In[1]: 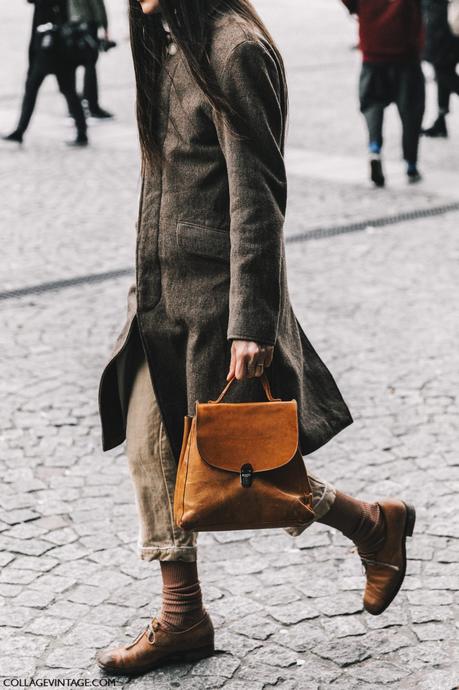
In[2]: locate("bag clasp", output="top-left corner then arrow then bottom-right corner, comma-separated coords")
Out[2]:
240,463 -> 253,488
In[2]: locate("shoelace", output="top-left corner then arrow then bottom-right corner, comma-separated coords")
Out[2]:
146,618 -> 160,643
125,618 -> 159,649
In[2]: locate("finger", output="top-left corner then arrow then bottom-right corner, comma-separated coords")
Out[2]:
254,362 -> 264,378
235,354 -> 247,380
248,352 -> 265,377
265,348 -> 274,368
249,349 -> 265,377
247,356 -> 258,379
227,344 -> 236,381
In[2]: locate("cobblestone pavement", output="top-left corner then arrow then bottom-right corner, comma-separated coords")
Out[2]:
1,0 -> 459,688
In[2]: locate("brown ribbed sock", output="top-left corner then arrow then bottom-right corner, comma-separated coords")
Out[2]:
318,491 -> 386,554
158,560 -> 205,632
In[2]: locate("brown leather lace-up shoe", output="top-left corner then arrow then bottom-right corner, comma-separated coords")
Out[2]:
359,499 -> 416,615
96,612 -> 214,675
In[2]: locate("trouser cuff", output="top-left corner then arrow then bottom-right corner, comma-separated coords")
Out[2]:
138,544 -> 198,562
284,477 -> 336,537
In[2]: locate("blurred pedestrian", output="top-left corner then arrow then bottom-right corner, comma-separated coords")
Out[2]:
341,0 -> 425,187
2,0 -> 88,147
68,0 -> 114,119
422,0 -> 459,137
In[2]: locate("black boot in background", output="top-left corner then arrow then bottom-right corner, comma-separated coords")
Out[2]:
2,130 -> 24,144
370,156 -> 385,188
422,115 -> 448,138
66,132 -> 89,147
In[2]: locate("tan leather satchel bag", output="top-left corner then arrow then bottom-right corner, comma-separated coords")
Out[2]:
173,374 -> 315,532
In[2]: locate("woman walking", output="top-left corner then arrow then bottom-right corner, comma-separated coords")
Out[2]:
96,0 -> 416,675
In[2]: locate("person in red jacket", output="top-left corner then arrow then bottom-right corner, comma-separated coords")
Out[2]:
342,0 -> 425,186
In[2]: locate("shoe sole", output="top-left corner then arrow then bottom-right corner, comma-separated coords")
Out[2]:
97,644 -> 215,676
367,501 -> 416,616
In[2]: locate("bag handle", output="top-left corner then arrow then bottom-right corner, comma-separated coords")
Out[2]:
209,373 -> 281,404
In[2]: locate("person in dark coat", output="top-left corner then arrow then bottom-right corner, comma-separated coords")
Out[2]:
341,0 -> 425,186
95,0 -> 417,675
422,0 -> 459,137
68,0 -> 113,118
2,0 -> 88,146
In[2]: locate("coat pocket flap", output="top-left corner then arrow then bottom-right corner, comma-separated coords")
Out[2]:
176,222 -> 230,261
195,400 -> 299,473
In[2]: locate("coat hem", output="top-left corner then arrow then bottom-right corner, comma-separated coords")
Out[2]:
102,430 -> 126,453
299,413 -> 353,457
98,313 -> 138,453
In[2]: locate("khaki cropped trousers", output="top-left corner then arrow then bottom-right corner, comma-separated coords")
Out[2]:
117,329 -> 336,562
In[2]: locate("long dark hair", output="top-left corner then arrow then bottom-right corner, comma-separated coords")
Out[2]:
128,0 -> 287,171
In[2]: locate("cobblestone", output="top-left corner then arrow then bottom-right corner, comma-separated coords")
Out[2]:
313,639 -> 371,667
28,616 -> 74,637
0,635 -> 50,659
1,0 -> 459,686
191,654 -> 241,679
11,588 -> 57,609
349,660 -> 410,684
268,601 -> 320,625
0,658 -> 38,678
45,647 -> 96,670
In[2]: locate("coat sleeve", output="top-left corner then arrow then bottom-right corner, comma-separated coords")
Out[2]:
212,39 -> 287,347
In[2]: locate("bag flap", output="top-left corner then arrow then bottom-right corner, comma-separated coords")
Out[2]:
196,400 -> 299,472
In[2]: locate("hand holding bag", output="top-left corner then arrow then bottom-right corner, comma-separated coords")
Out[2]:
173,374 -> 315,532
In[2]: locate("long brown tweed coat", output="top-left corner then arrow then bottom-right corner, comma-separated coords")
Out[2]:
98,11 -> 353,461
